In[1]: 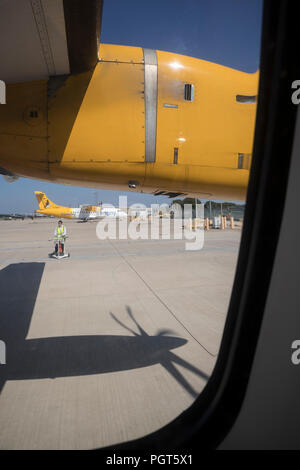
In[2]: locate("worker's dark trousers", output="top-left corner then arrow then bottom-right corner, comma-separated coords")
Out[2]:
55,243 -> 64,255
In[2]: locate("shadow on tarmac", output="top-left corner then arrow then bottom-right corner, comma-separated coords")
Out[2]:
0,264 -> 209,398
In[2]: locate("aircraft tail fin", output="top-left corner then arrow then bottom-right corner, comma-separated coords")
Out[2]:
34,191 -> 55,210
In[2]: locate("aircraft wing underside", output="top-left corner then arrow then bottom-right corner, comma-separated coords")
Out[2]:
0,0 -> 103,83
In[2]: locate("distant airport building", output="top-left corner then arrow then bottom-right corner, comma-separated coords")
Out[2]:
128,205 -> 152,219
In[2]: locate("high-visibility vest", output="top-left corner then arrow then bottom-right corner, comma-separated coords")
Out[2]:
57,226 -> 65,236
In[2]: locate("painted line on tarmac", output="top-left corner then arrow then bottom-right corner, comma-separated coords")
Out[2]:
107,239 -> 217,358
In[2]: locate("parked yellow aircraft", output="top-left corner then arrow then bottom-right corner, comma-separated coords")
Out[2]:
34,191 -> 102,221
0,0 -> 258,201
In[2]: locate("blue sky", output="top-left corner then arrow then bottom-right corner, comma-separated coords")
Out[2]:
0,0 -> 263,213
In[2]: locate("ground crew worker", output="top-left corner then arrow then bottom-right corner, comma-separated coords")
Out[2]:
54,220 -> 67,255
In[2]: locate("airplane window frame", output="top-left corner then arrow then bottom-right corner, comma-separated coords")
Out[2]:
98,0 -> 298,452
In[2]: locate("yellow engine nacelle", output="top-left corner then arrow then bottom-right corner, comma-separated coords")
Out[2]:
0,44 -> 258,200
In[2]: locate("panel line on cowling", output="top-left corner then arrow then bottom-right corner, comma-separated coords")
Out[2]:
143,48 -> 158,163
